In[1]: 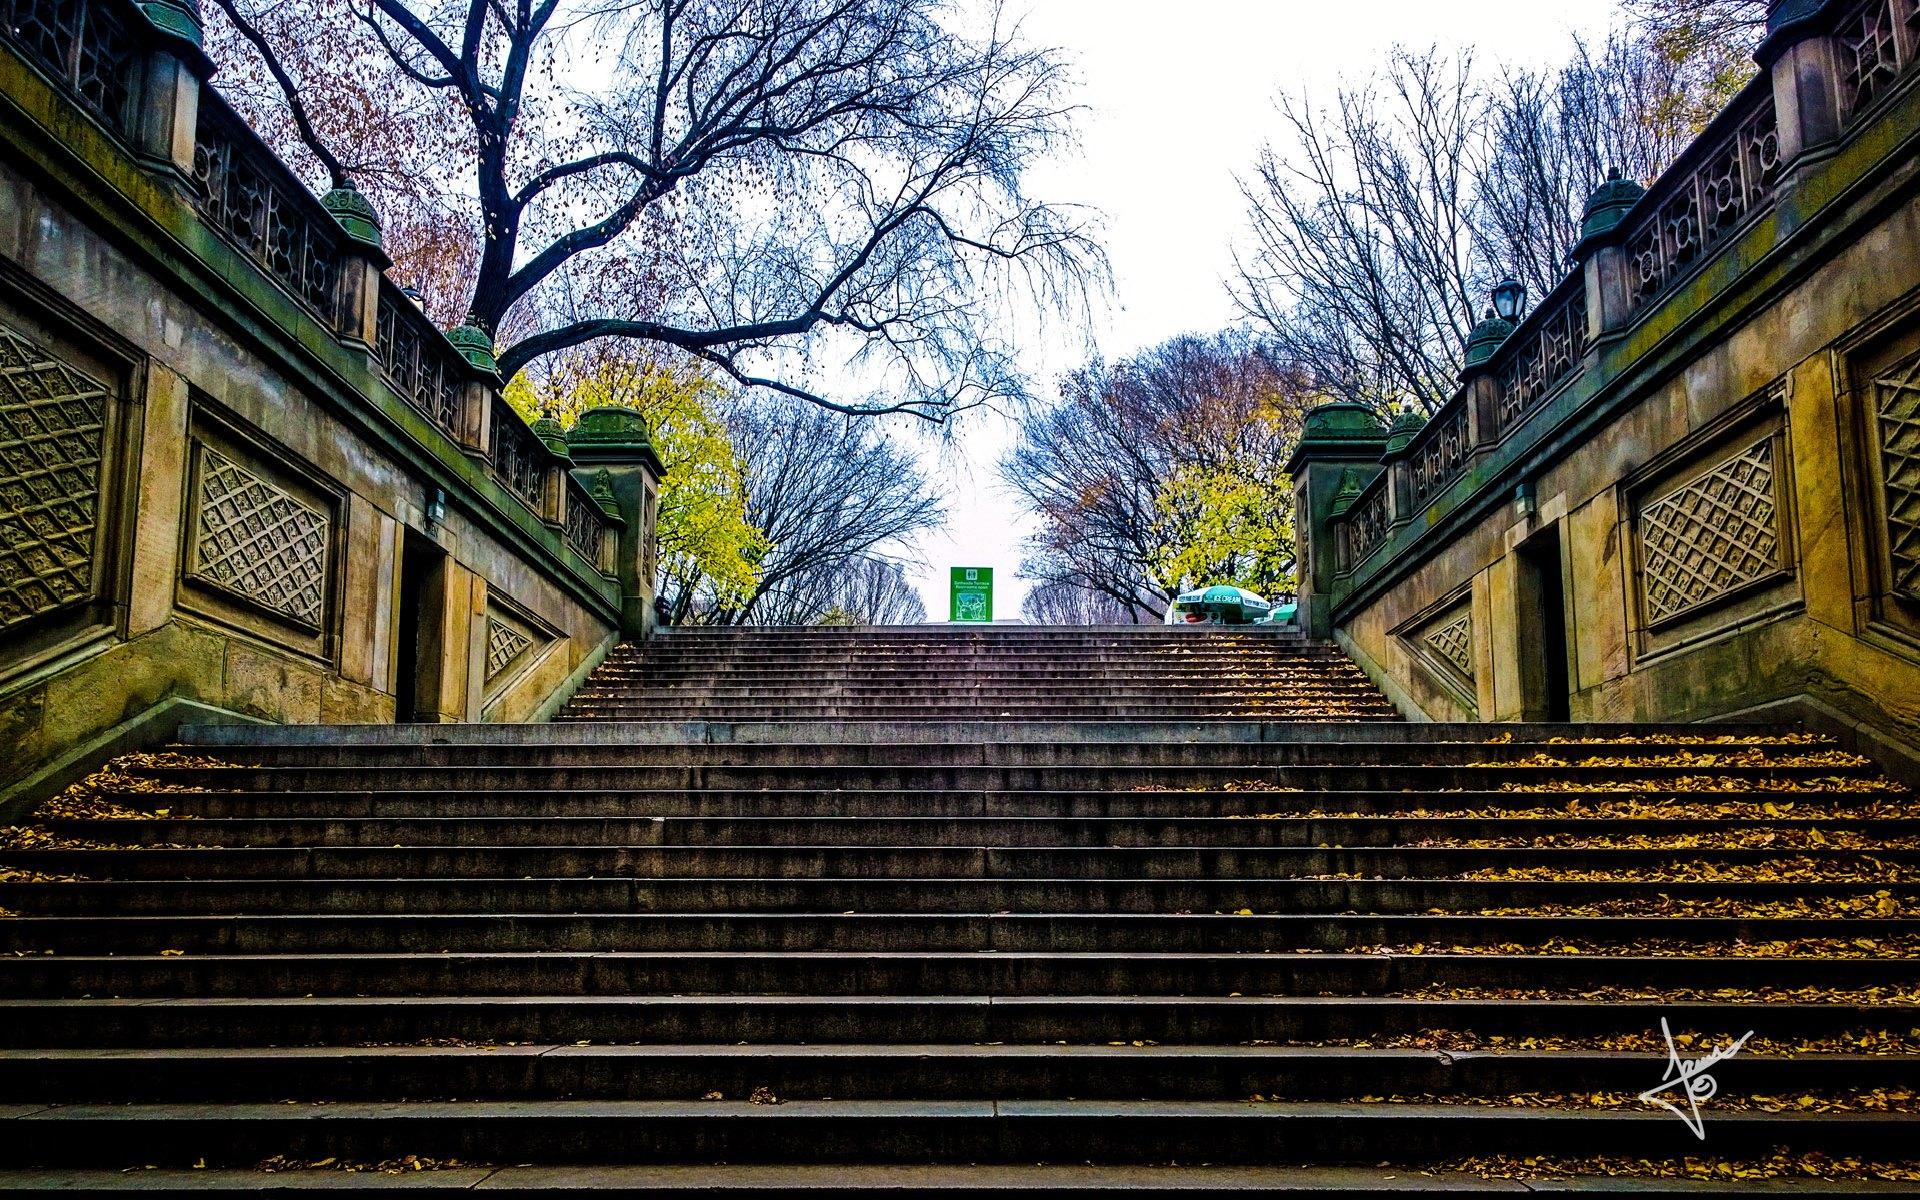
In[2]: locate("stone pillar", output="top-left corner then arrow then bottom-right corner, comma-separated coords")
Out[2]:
1459,311 -> 1514,442
1381,408 -> 1423,521
320,184 -> 387,348
447,322 -> 503,460
1285,402 -> 1388,641
130,0 -> 210,182
1759,0 -> 1844,166
1573,171 -> 1647,345
566,406 -> 667,640
532,412 -> 571,528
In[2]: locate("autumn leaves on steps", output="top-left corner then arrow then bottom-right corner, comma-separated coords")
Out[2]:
0,627 -> 1915,1189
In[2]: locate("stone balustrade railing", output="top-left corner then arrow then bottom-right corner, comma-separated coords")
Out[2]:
563,473 -> 615,575
4,0 -> 143,142
1339,473 -> 1393,572
374,280 -> 468,439
1310,0 -> 1920,625
1491,272 -> 1589,437
0,0 -> 601,588
190,91 -> 345,321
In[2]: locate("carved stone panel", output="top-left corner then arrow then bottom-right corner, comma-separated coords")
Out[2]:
1399,597 -> 1475,711
1423,610 -> 1475,680
188,445 -> 331,630
0,317 -> 110,632
485,615 -> 534,682
1876,350 -> 1920,602
1637,437 -> 1780,624
481,598 -> 552,694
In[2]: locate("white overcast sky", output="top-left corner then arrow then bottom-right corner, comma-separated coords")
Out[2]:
896,0 -> 1624,621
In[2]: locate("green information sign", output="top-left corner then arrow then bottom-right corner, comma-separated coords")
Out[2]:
949,567 -> 994,623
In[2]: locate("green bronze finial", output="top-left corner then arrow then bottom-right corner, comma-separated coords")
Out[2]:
1463,308 -> 1515,369
1577,167 -> 1646,248
1329,467 -> 1366,516
321,182 -> 382,250
590,469 -> 624,520
1384,406 -> 1425,456
531,408 -> 571,459
446,318 -> 498,375
137,0 -> 203,47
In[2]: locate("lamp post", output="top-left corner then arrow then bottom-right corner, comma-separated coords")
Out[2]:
1491,277 -> 1528,323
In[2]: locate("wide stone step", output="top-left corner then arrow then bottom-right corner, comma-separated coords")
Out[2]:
1,994 -> 1899,1049
0,1099 -> 1906,1168
38,811 -> 1920,851
9,876 -> 1912,917
6,949 -> 1911,998
127,788 -> 1907,820
560,698 -> 1405,714
182,736 -> 1801,768
0,1162 -> 1886,1195
15,842 -> 1917,880
127,760 -> 1881,792
3,912 -> 1914,955
1,1042 -> 1906,1104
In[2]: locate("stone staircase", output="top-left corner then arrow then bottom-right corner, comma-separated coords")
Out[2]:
562,626 -> 1399,721
0,627 -> 1916,1191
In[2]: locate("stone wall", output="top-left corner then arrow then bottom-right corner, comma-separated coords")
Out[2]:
1293,0 -> 1920,774
0,0 -> 662,811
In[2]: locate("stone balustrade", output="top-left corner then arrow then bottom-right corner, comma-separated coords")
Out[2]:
1298,0 -> 1920,775
0,0 -> 663,809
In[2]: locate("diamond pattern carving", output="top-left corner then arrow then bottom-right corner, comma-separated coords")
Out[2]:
0,319 -> 109,631
1423,611 -> 1474,680
1876,351 -> 1920,600
1638,438 -> 1779,623
191,447 -> 330,628
485,616 -> 534,681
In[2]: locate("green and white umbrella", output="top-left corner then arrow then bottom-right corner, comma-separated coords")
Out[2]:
1171,585 -> 1272,624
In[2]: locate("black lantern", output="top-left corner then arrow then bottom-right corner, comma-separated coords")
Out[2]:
1491,277 -> 1528,322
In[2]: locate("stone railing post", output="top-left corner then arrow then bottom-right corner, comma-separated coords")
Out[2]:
1460,310 -> 1514,441
321,184 -> 386,349
1285,402 -> 1388,640
130,0 -> 211,182
1760,0 -> 1844,166
448,321 -> 501,458
566,406 -> 667,640
532,411 -> 572,528
1382,409 -> 1423,521
1574,171 -> 1647,346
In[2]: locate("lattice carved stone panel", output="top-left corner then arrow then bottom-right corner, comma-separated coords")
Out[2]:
1423,611 -> 1474,680
485,615 -> 534,682
190,447 -> 330,629
1638,438 -> 1780,623
1876,351 -> 1920,601
0,318 -> 109,632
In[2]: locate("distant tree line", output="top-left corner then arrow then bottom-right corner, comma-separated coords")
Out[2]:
1231,5 -> 1765,415
509,348 -> 941,627
1006,3 -> 1766,622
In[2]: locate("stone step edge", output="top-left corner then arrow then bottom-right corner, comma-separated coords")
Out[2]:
173,721 -> 1804,748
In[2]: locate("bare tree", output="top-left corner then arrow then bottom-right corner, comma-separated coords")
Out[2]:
1020,580 -> 1143,626
789,557 -> 928,625
1477,34 -> 1700,300
1005,333 -> 1309,619
1232,49 -> 1490,416
1622,0 -> 1767,135
659,398 -> 943,623
202,0 -> 1105,420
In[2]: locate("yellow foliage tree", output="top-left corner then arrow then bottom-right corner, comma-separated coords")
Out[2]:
1148,462 -> 1294,598
505,354 -> 767,618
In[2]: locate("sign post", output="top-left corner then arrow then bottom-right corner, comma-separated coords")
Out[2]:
949,567 -> 994,623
